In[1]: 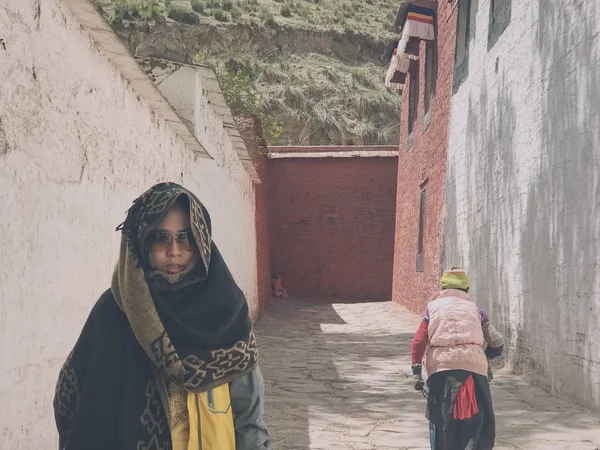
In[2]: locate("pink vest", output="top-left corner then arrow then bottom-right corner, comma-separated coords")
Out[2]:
426,290 -> 488,377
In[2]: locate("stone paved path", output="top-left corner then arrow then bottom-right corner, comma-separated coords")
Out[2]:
254,299 -> 600,450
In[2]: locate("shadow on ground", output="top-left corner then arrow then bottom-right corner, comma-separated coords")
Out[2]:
255,298 -> 600,450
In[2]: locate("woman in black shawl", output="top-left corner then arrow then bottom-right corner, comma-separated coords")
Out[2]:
53,182 -> 272,450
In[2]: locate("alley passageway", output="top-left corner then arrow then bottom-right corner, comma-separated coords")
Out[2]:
255,300 -> 600,450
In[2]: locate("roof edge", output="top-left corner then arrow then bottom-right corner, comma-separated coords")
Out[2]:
62,0 -> 212,159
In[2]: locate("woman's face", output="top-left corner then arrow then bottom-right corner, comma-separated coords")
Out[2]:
147,204 -> 196,275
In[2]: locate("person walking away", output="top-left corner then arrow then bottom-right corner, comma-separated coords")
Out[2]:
410,268 -> 504,450
54,182 -> 272,450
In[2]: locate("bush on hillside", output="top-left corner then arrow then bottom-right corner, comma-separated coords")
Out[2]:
212,8 -> 229,21
281,4 -> 292,17
167,5 -> 200,24
191,0 -> 206,14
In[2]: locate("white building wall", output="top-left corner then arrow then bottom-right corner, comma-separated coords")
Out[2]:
0,0 -> 258,446
445,0 -> 600,408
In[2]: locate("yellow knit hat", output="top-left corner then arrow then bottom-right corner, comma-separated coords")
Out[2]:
440,268 -> 470,290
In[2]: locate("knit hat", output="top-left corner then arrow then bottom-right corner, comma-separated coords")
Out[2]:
441,268 -> 470,290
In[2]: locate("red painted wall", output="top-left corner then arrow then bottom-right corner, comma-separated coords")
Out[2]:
392,2 -> 457,313
267,147 -> 398,301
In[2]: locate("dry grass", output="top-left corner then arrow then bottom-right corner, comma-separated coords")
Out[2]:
94,0 -> 403,144
95,0 -> 399,36
195,49 -> 400,145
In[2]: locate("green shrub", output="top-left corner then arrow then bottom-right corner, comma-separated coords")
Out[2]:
191,0 -> 206,14
230,6 -> 243,20
258,6 -> 273,22
281,4 -> 292,17
114,0 -> 140,19
168,5 -> 201,24
212,8 -> 229,21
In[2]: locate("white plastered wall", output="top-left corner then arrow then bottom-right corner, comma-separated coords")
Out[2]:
444,0 -> 600,408
0,0 -> 258,446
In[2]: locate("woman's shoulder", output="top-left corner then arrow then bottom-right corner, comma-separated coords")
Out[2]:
86,289 -> 126,325
64,289 -> 127,360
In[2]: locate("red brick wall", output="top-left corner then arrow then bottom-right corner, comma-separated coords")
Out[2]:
254,156 -> 271,317
267,151 -> 398,301
392,2 -> 457,313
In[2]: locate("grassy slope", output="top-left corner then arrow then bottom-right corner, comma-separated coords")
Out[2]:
96,0 -> 402,145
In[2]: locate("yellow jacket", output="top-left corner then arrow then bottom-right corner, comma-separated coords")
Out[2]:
172,367 -> 271,450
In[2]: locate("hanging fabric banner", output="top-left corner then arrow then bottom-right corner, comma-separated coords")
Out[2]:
385,38 -> 420,91
396,4 -> 436,56
385,1 -> 437,91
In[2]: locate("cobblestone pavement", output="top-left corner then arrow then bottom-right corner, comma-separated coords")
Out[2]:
255,299 -> 600,450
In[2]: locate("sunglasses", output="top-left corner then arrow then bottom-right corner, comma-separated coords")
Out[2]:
147,230 -> 196,253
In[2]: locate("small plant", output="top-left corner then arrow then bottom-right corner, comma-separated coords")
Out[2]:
281,4 -> 292,17
352,68 -> 376,89
279,57 -> 290,71
113,0 -> 140,20
258,6 -> 273,22
260,115 -> 284,142
191,0 -> 206,14
193,50 -> 210,64
322,67 -> 339,83
217,68 -> 261,116
331,8 -> 346,24
222,0 -> 234,11
206,0 -> 221,7
168,4 -> 201,24
212,8 -> 230,21
230,6 -> 243,20
295,3 -> 310,18
239,0 -> 259,13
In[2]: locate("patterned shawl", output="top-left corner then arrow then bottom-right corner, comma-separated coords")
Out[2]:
54,182 -> 257,449
112,182 -> 257,392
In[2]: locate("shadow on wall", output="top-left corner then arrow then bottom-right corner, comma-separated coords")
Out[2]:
444,68 -> 518,349
518,0 -> 600,408
446,0 -> 600,408
469,0 -> 481,51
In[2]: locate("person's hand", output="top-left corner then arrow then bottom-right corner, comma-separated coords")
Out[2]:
414,377 -> 425,391
411,364 -> 424,391
485,345 -> 504,360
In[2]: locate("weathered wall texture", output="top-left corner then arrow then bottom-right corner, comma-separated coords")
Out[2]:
0,0 -> 260,446
254,156 -> 272,309
267,147 -> 398,301
445,0 -> 600,408
392,1 -> 457,313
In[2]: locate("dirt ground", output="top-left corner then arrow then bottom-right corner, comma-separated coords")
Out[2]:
255,299 -> 600,450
